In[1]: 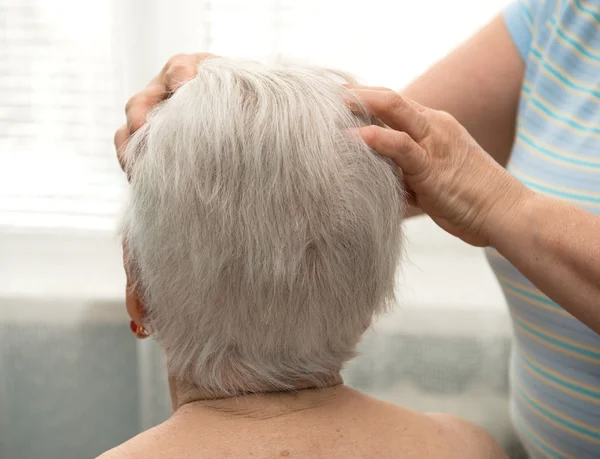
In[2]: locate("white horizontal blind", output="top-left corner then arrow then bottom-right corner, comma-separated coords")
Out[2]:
0,0 -> 126,231
0,0 -> 509,232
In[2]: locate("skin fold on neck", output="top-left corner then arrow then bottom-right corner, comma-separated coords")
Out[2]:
169,374 -> 345,419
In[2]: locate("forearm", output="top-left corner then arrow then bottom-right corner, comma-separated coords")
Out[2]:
491,192 -> 600,333
400,14 -> 523,221
401,15 -> 523,168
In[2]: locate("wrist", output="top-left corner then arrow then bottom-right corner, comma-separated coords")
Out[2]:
483,175 -> 536,249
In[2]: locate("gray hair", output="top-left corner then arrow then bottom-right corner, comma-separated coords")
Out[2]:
121,58 -> 405,396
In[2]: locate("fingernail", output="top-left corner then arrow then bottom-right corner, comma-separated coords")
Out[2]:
344,127 -> 361,138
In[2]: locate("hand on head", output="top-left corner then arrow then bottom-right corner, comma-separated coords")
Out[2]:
114,53 -> 216,172
114,55 -> 529,256
348,86 -> 529,247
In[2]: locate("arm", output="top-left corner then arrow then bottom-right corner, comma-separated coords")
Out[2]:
351,88 -> 600,334
491,192 -> 600,333
403,15 -> 524,167
401,14 -> 524,218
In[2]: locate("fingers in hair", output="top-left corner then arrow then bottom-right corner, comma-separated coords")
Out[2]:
358,125 -> 429,177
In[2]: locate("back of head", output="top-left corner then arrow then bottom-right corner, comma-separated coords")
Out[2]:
122,58 -> 405,396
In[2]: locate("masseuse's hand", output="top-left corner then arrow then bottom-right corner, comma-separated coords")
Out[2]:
351,87 -> 530,247
114,52 -> 215,170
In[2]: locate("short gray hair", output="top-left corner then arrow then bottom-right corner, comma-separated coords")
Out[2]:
121,58 -> 405,396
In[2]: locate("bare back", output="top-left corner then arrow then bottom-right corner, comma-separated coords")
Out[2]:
99,386 -> 506,459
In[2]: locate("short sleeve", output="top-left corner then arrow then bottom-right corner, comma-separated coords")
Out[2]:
503,0 -> 541,60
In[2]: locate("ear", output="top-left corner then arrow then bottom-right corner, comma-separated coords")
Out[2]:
122,241 -> 145,326
126,276 -> 145,326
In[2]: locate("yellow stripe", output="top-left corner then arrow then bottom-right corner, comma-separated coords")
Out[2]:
520,124 -> 600,164
547,11 -> 600,68
518,414 -> 577,459
520,361 -> 600,406
531,42 -> 600,96
520,361 -> 600,410
571,0 -> 600,30
496,274 -> 539,296
520,384 -> 600,437
520,90 -> 600,142
579,0 -> 600,10
530,53 -> 599,103
516,324 -> 600,364
508,290 -> 568,316
517,314 -> 600,354
516,389 -> 600,447
486,253 -> 570,317
514,320 -> 600,365
495,275 -> 572,317
485,247 -> 504,261
519,348 -> 600,396
510,165 -> 600,198
508,166 -> 600,210
514,134 -> 596,172
523,0 -> 533,32
523,82 -> 600,129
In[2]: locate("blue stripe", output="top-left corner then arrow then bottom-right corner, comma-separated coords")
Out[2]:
516,318 -> 600,360
517,131 -> 600,168
573,0 -> 600,24
521,353 -> 600,400
523,86 -> 600,135
550,16 -> 600,62
516,177 -> 600,204
531,47 -> 600,100
521,0 -> 533,24
518,418 -> 570,459
501,1 -> 600,456
502,280 -> 563,309
519,387 -> 600,441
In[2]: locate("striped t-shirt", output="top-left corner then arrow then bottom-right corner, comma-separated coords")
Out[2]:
486,1 -> 600,457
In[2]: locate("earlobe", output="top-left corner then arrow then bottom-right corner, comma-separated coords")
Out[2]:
122,240 -> 146,331
126,278 -> 150,339
126,277 -> 145,327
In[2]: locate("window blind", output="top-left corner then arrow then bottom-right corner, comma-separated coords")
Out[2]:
0,0 -> 126,231
0,0 -> 508,232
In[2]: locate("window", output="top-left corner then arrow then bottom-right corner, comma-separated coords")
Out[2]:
0,0 -> 126,231
1,0 -> 507,232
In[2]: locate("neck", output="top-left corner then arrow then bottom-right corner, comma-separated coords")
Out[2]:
169,374 -> 344,414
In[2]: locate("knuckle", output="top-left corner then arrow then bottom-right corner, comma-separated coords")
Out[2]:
165,61 -> 190,77
128,118 -> 145,134
394,131 -> 412,147
436,109 -> 458,125
113,125 -> 126,146
164,61 -> 197,90
362,125 -> 379,143
384,91 -> 408,112
125,92 -> 147,115
194,52 -> 215,62
166,53 -> 188,68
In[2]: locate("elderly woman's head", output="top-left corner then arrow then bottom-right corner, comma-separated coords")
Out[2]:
121,58 -> 405,397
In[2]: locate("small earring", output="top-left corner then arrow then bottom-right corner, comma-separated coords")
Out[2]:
130,320 -> 150,339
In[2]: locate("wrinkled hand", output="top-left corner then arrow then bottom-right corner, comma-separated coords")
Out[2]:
351,87 -> 529,247
114,52 -> 215,171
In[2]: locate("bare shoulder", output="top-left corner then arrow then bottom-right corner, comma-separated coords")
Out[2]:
426,412 -> 508,459
96,439 -> 144,459
95,422 -> 174,459
96,444 -> 131,459
353,393 -> 507,459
